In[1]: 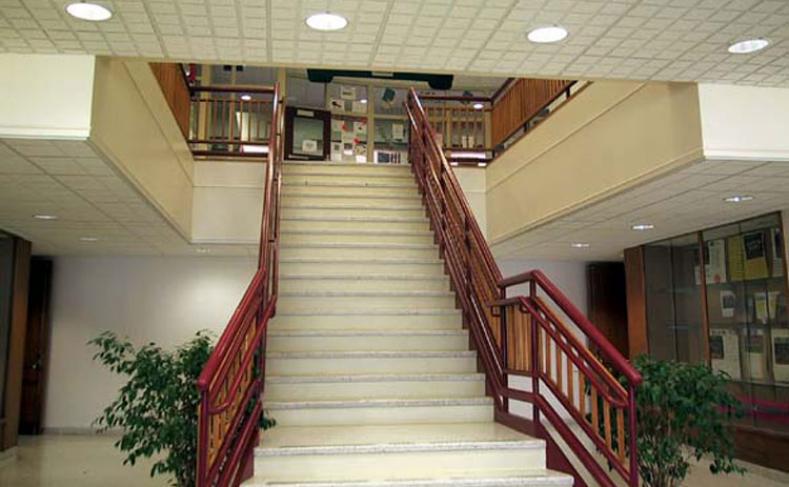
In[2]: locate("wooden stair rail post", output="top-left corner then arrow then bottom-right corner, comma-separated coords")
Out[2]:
405,88 -> 642,487
195,83 -> 283,487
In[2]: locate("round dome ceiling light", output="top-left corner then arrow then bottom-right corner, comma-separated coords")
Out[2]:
728,38 -> 769,54
66,2 -> 113,21
527,26 -> 568,44
306,12 -> 348,31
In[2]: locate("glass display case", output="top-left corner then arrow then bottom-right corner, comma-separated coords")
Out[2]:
643,212 -> 789,433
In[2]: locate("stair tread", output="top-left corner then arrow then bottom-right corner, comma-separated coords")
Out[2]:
280,257 -> 442,264
267,373 -> 484,384
257,423 -> 541,453
281,229 -> 432,236
246,472 -> 573,487
280,290 -> 453,298
269,329 -> 465,337
282,215 -> 427,222
280,273 -> 445,280
268,350 -> 475,359
273,308 -> 460,316
280,242 -> 436,249
282,203 -> 423,210
266,397 -> 493,410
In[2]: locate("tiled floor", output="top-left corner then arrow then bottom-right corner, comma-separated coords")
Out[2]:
0,434 -> 787,486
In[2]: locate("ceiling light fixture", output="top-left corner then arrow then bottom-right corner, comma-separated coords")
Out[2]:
80,236 -> 99,242
570,243 -> 590,248
631,223 -> 654,231
240,94 -> 252,101
306,12 -> 348,31
527,25 -> 568,44
33,214 -> 58,220
724,195 -> 754,203
473,102 -> 484,110
450,162 -> 459,167
196,247 -> 210,254
360,98 -> 368,104
477,162 -> 488,168
66,2 -> 113,21
728,38 -> 769,54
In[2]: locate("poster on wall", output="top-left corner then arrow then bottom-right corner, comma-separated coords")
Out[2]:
744,232 -> 769,280
392,123 -> 404,142
330,142 -> 343,162
352,101 -> 367,114
773,329 -> 789,382
743,327 -> 767,381
720,290 -> 736,319
772,228 -> 784,277
340,85 -> 356,100
727,236 -> 745,282
354,144 -> 367,163
353,120 -> 367,138
706,239 -> 727,284
710,328 -> 741,380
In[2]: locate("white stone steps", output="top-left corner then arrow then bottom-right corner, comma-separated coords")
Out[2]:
267,329 -> 468,352
269,312 -> 461,331
247,475 -> 573,487
279,243 -> 438,260
283,175 -> 417,188
265,373 -> 485,401
281,216 -> 430,233
266,350 -> 477,376
283,183 -> 419,198
283,162 -> 412,176
278,258 -> 445,275
282,206 -> 426,220
247,424 -> 560,485
266,397 -> 494,426
276,291 -> 456,313
279,274 -> 448,292
282,194 -> 422,209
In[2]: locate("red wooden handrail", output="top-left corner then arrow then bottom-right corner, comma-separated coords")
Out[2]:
406,88 -> 641,487
195,82 -> 283,487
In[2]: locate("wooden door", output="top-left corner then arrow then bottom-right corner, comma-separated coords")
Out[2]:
19,258 -> 52,435
587,262 -> 630,358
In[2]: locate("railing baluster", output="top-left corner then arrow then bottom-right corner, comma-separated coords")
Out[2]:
604,399 -> 612,453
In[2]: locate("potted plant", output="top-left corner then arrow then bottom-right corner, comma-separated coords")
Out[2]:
90,331 -> 275,486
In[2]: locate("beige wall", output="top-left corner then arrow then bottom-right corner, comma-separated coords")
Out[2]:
0,54 -> 95,139
486,81 -> 704,246
89,58 -> 194,238
699,84 -> 789,162
453,167 -> 487,237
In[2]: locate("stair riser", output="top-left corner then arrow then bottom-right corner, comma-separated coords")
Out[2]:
254,449 -> 545,483
267,334 -> 469,352
280,246 -> 438,260
282,195 -> 421,208
283,175 -> 416,188
266,356 -> 476,376
281,233 -> 434,246
283,164 -> 413,176
283,185 -> 420,198
281,219 -> 430,233
265,379 -> 485,401
276,295 -> 456,312
279,278 -> 448,293
269,314 -> 461,330
268,403 -> 493,427
278,261 -> 444,275
282,207 -> 426,220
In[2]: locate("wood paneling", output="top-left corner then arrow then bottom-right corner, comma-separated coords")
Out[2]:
624,246 -> 648,358
587,262 -> 629,357
1,237 -> 30,450
491,78 -> 572,147
149,63 -> 191,139
734,425 -> 789,473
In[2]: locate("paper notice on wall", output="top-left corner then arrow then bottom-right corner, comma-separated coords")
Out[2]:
744,231 -> 769,280
710,328 -> 741,380
353,120 -> 367,138
352,101 -> 367,114
301,139 -> 318,154
744,328 -> 767,381
392,123 -> 404,141
706,239 -> 727,284
354,143 -> 367,163
340,85 -> 356,100
773,329 -> 789,382
773,228 -> 784,277
728,236 -> 745,282
331,142 -> 343,162
341,127 -> 355,144
720,290 -> 736,318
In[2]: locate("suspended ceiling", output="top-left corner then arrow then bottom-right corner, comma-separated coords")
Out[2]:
0,0 -> 787,86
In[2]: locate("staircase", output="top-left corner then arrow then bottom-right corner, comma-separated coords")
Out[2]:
242,162 -> 573,487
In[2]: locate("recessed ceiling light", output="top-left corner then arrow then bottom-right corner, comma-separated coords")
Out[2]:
570,243 -> 590,248
80,236 -> 99,242
33,214 -> 58,220
240,94 -> 252,101
306,12 -> 348,31
360,98 -> 368,104
66,2 -> 112,21
473,103 -> 484,110
728,38 -> 769,54
631,223 -> 654,231
477,162 -> 488,168
196,247 -> 210,254
527,26 -> 568,44
450,162 -> 459,167
724,195 -> 754,203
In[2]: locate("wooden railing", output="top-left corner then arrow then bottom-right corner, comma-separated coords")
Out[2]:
189,86 -> 274,158
491,79 -> 575,147
405,88 -> 641,487
150,63 -> 191,139
195,83 -> 283,487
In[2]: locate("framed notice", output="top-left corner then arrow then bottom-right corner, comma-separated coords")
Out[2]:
710,328 -> 741,380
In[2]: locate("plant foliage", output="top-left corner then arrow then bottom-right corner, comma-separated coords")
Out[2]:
633,355 -> 744,487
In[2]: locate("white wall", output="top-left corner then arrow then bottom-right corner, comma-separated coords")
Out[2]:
453,167 -> 487,237
699,84 -> 789,162
496,259 -> 588,315
44,256 -> 255,431
0,54 -> 95,139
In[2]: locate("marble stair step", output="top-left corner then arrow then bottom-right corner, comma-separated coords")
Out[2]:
265,372 -> 485,401
248,423 -> 563,484
247,474 -> 573,487
279,243 -> 438,260
266,350 -> 477,376
279,273 -> 448,292
280,229 -> 434,246
281,217 -> 430,233
265,397 -> 494,426
276,291 -> 456,313
278,257 -> 444,275
267,329 -> 469,353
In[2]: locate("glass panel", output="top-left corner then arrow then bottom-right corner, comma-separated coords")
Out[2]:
0,231 -> 14,411
644,239 -> 677,361
671,233 -> 705,364
291,116 -> 325,157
